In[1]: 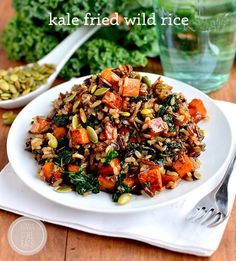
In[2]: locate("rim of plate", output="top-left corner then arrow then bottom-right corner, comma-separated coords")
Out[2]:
7,73 -> 234,213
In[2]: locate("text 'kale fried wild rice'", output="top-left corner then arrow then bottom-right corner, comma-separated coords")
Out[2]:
26,65 -> 207,205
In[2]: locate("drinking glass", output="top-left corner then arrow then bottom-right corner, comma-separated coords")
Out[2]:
153,0 -> 236,93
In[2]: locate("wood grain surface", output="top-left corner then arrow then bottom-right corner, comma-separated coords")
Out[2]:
0,1 -> 236,260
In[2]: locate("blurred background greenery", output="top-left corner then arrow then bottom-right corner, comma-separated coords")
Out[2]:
2,0 -> 159,79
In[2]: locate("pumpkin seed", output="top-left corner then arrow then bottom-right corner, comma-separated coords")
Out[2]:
87,126 -> 98,143
9,85 -> 17,94
121,112 -> 130,117
141,108 -> 153,115
72,114 -> 79,129
72,100 -> 80,112
22,88 -> 31,95
47,133 -> 58,148
1,93 -> 11,99
0,70 -> 7,77
79,108 -> 87,123
91,85 -> 97,94
54,186 -> 73,193
2,111 -> 17,125
142,76 -> 152,88
193,172 -> 202,180
64,92 -> 76,103
118,193 -> 132,205
94,87 -> 109,96
0,80 -> 9,91
52,178 -> 63,187
10,74 -> 18,82
91,100 -> 102,108
133,72 -> 142,80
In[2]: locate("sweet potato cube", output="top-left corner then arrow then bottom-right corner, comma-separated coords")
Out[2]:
122,77 -> 140,97
98,175 -> 116,191
100,68 -> 120,86
98,158 -> 121,176
70,128 -> 90,145
53,125 -> 67,139
147,117 -> 168,136
68,164 -> 80,173
30,117 -> 50,134
172,154 -> 194,178
41,162 -> 62,184
138,167 -> 162,196
189,99 -> 207,123
161,174 -> 179,186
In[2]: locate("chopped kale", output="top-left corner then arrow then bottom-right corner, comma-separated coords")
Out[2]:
55,149 -> 73,167
161,141 -> 183,156
65,165 -> 100,195
104,149 -> 119,165
112,174 -> 130,202
127,143 -> 155,155
82,120 -> 97,128
52,114 -> 69,127
158,94 -> 178,116
163,114 -> 176,132
144,182 -> 151,188
130,96 -> 150,103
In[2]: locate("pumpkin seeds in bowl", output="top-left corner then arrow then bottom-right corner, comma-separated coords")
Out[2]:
0,63 -> 55,101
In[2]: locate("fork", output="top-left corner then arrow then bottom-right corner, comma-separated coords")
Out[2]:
187,152 -> 236,227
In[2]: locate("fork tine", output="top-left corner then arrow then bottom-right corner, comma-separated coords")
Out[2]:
186,207 -> 201,220
208,213 -> 226,227
191,207 -> 209,222
206,212 -> 223,227
200,208 -> 216,225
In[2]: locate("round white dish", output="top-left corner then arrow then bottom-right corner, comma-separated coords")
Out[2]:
7,73 -> 234,213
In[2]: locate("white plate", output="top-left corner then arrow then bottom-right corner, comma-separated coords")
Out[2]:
7,73 -> 234,213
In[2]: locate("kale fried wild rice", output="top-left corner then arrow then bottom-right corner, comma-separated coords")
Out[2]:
26,65 -> 207,204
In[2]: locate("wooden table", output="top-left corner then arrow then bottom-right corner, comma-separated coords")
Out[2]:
1,1 -> 236,260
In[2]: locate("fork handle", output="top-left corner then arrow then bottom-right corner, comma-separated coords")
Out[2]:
215,152 -> 236,203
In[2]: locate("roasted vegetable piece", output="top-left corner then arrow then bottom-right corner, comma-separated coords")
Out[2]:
102,91 -> 122,109
147,117 -> 168,137
99,131 -> 106,140
122,77 -> 140,97
161,174 -> 179,186
123,177 -> 139,189
40,162 -> 62,184
52,125 -> 67,139
98,158 -> 121,176
155,82 -> 173,100
100,68 -> 120,86
68,164 -> 80,173
189,99 -> 207,123
98,175 -> 116,191
172,154 -> 195,178
70,128 -> 90,145
30,116 -> 50,134
138,167 -> 162,196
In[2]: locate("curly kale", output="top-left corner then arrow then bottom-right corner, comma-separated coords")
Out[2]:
124,8 -> 159,57
3,0 -> 158,79
60,39 -> 147,79
2,15 -> 60,62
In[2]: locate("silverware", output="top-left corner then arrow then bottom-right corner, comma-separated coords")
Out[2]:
187,152 -> 236,227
